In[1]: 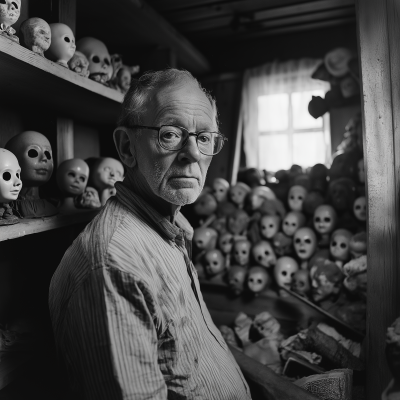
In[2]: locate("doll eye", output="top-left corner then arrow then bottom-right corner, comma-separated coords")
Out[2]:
264,251 -> 269,256
64,36 -> 70,43
290,272 -> 295,277
16,172 -> 20,179
292,223 -> 296,226
298,196 -> 303,200
257,279 -> 262,284
282,271 -> 287,276
28,149 -> 39,158
2,171 -> 11,181
324,217 -> 331,222
355,205 -> 361,210
68,172 -> 76,178
305,239 -> 311,244
44,151 -> 52,160
340,243 -> 347,249
213,261 -> 218,266
242,250 -> 246,254
295,238 -> 301,244
92,55 -> 100,63
315,217 -> 320,222
79,176 -> 86,183
12,1 -> 19,9
269,224 -> 273,228
332,241 -> 337,246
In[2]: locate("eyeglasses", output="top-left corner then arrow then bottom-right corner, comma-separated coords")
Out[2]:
130,125 -> 228,156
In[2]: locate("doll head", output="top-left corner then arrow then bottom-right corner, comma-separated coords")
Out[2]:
227,209 -> 249,235
247,267 -> 269,294
0,0 -> 20,28
252,240 -> 276,268
212,178 -> 229,203
282,211 -> 306,237
229,182 -> 251,208
247,186 -> 276,211
228,265 -> 247,296
291,269 -> 311,297
313,205 -> 337,235
56,159 -> 89,197
353,196 -> 366,221
88,157 -> 124,192
75,186 -> 101,209
5,131 -> 53,188
76,37 -> 113,83
311,260 -> 344,303
193,192 -> 218,217
203,249 -> 225,277
232,239 -> 251,266
20,18 -> 51,57
272,231 -> 292,257
0,148 -> 22,203
303,191 -> 325,216
218,232 -> 234,254
357,158 -> 365,183
310,163 -> 328,193
330,229 -> 352,262
308,248 -> 331,278
45,23 -> 76,67
287,185 -> 307,211
252,312 -> 281,339
293,227 -> 317,261
260,214 -> 280,239
349,231 -> 367,259
68,51 -> 90,77
193,227 -> 218,251
274,256 -> 299,289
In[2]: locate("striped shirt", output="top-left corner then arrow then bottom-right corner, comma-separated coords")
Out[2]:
49,179 -> 251,400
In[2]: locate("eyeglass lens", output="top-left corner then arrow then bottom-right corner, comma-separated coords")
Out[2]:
159,125 -> 223,155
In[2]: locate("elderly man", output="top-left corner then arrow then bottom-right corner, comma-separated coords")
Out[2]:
49,69 -> 251,399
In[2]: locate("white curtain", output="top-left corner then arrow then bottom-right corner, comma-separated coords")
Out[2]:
238,59 -> 330,169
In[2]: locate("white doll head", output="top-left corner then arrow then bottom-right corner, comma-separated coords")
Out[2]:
288,185 -> 307,211
20,18 -> 51,57
247,267 -> 269,294
233,239 -> 251,266
353,196 -> 366,221
247,185 -> 276,210
293,227 -> 317,260
228,265 -> 247,296
193,227 -> 218,251
56,159 -> 89,197
291,269 -> 311,297
259,214 -> 280,239
76,37 -> 113,83
218,232 -> 234,254
282,211 -> 306,237
0,0 -> 21,27
88,157 -> 124,192
0,148 -> 22,203
212,177 -> 229,203
274,256 -> 299,289
203,249 -> 225,277
252,240 -> 276,268
194,192 -> 218,217
5,131 -> 53,187
229,182 -> 251,207
45,23 -> 75,67
330,229 -> 352,262
313,204 -> 337,235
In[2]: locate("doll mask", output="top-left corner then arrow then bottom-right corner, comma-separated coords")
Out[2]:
0,149 -> 22,203
218,232 -> 234,254
293,227 -> 317,260
227,209 -> 249,235
313,205 -> 337,235
0,0 -> 20,37
20,18 -> 51,57
291,270 -> 311,297
203,249 -> 225,277
282,211 -> 306,237
330,229 -> 352,262
229,182 -> 251,208
193,227 -> 218,251
260,215 -> 280,239
353,196 -> 366,221
288,185 -> 307,211
194,192 -> 218,217
45,23 -> 76,67
89,157 -> 124,191
228,265 -> 247,296
247,267 -> 269,294
252,241 -> 276,268
233,239 -> 251,266
212,178 -> 229,202
56,159 -> 89,197
274,256 -> 299,289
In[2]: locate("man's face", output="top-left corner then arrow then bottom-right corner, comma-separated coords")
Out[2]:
133,81 -> 215,205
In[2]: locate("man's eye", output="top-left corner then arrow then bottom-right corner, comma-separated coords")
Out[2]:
161,130 -> 181,141
198,133 -> 211,143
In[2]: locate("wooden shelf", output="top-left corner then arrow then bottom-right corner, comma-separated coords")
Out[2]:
0,209 -> 99,242
0,35 -> 123,124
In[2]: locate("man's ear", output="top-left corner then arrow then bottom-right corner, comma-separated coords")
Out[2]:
113,127 -> 136,168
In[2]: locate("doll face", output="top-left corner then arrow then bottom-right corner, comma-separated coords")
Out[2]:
357,159 -> 365,183
68,51 -> 90,77
212,178 -> 229,202
117,67 -> 131,93
7,131 -> 53,187
252,241 -> 276,268
194,192 -> 217,217
57,159 -> 89,196
78,186 -> 101,208
77,37 -> 112,82
293,228 -> 317,260
228,266 -> 247,295
21,18 -> 51,54
218,232 -> 234,254
260,215 -> 280,239
353,196 -> 366,221
288,185 -> 307,211
92,158 -> 124,191
291,270 -> 311,297
0,0 -> 20,27
282,212 -> 304,237
193,227 -> 217,251
253,312 -> 280,338
247,267 -> 269,293
229,184 -> 249,206
48,23 -> 76,64
203,249 -> 225,276
313,205 -> 336,234
0,149 -> 21,203
330,232 -> 351,261
233,240 -> 251,266
274,257 -> 299,289
228,210 -> 249,235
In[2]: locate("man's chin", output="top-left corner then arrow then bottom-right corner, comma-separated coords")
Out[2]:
162,187 -> 201,206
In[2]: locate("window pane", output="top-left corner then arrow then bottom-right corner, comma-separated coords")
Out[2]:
293,131 -> 326,168
258,94 -> 289,132
259,134 -> 290,171
292,90 -> 324,129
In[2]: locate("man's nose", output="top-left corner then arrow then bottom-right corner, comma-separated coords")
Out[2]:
177,136 -> 201,163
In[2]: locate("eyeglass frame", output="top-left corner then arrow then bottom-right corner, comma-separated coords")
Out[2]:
129,124 -> 228,156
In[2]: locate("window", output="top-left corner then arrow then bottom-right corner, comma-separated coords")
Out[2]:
258,89 -> 330,172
